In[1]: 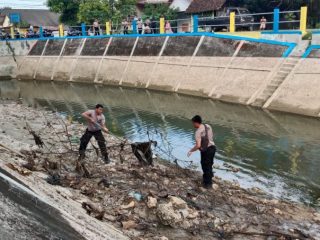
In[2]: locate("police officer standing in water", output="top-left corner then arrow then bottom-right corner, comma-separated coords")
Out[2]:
79,104 -> 110,164
188,115 -> 216,188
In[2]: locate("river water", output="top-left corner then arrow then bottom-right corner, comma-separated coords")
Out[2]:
1,80 -> 320,207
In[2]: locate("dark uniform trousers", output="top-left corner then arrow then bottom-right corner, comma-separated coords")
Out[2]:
79,129 -> 108,157
200,146 -> 216,186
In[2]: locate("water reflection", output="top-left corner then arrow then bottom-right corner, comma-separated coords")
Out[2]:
1,80 -> 320,206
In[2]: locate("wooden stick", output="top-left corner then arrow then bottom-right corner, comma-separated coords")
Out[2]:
0,143 -> 25,158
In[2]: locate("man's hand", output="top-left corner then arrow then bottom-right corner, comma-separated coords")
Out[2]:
89,117 -> 95,123
103,127 -> 109,133
187,151 -> 193,157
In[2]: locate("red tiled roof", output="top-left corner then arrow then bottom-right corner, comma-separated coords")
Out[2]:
186,0 -> 226,13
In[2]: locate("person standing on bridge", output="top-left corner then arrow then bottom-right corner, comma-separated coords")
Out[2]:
93,19 -> 100,35
137,18 -> 143,34
260,16 -> 267,31
188,115 -> 216,188
122,19 -> 129,34
79,104 -> 110,164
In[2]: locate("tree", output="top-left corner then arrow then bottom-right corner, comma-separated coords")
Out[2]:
307,0 -> 320,27
284,12 -> 297,29
47,0 -> 137,25
111,0 -> 136,24
143,3 -> 178,20
47,0 -> 81,25
78,0 -> 110,24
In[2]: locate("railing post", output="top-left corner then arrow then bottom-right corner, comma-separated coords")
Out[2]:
10,26 -> 14,39
59,24 -> 64,37
106,21 -> 111,35
81,23 -> 86,36
230,12 -> 235,33
300,6 -> 308,33
132,19 -> 137,34
273,8 -> 280,32
193,15 -> 199,33
39,26 -> 44,38
160,17 -> 165,34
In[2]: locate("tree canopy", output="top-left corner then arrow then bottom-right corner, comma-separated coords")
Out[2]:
47,0 -> 137,25
47,0 -> 80,25
142,3 -> 178,20
78,0 -> 110,24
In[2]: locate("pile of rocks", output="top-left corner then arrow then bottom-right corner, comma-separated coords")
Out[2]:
1,102 -> 320,240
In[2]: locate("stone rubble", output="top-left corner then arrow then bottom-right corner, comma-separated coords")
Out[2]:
0,102 -> 320,240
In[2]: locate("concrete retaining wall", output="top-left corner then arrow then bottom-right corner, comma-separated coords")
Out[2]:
0,40 -> 36,79
312,32 -> 320,45
0,34 -> 319,118
266,57 -> 320,116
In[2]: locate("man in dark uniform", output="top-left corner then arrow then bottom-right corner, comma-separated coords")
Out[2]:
79,104 -> 110,164
188,115 -> 216,188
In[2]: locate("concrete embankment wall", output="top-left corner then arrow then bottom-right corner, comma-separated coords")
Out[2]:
0,33 -> 319,118
266,57 -> 320,117
0,40 -> 36,79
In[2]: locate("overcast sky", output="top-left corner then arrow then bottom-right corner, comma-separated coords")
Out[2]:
0,0 -> 48,9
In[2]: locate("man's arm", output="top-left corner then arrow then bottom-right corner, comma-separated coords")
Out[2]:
101,123 -> 109,133
187,138 -> 201,157
82,111 -> 94,123
100,118 -> 109,133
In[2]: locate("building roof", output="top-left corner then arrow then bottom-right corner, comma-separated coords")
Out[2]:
170,0 -> 193,12
137,0 -> 171,5
186,0 -> 226,13
0,9 -> 60,27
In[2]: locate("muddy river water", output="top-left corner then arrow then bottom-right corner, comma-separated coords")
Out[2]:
1,80 -> 320,207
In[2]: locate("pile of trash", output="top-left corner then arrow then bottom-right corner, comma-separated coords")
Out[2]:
0,102 -> 320,240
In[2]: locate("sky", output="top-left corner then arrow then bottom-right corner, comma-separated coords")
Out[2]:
0,0 -> 48,9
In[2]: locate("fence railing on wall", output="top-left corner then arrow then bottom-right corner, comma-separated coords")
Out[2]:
0,6 -> 313,41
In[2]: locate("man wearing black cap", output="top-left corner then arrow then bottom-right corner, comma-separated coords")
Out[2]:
79,104 -> 110,164
188,115 -> 216,188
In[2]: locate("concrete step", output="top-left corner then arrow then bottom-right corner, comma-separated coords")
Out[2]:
278,68 -> 292,73
277,71 -> 289,77
261,91 -> 276,98
252,98 -> 265,107
271,76 -> 287,82
280,66 -> 294,71
272,80 -> 284,85
286,57 -> 300,62
285,59 -> 299,64
282,63 -> 296,68
266,83 -> 280,89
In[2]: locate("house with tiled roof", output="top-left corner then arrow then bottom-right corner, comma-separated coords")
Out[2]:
0,9 -> 60,29
186,0 -> 227,16
169,0 -> 229,32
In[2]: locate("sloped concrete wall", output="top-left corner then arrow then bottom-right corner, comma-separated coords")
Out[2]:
0,40 -> 36,80
267,57 -> 320,116
1,35 -> 320,118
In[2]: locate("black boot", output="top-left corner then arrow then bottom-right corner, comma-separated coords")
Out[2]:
104,154 -> 110,164
78,152 -> 85,162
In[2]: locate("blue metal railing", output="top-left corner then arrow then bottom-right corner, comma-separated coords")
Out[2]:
0,7 -> 314,42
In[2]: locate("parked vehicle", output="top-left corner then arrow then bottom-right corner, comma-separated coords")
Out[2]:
199,7 -> 254,32
0,29 -> 11,40
26,30 -> 40,38
67,27 -> 82,37
43,29 -> 54,38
